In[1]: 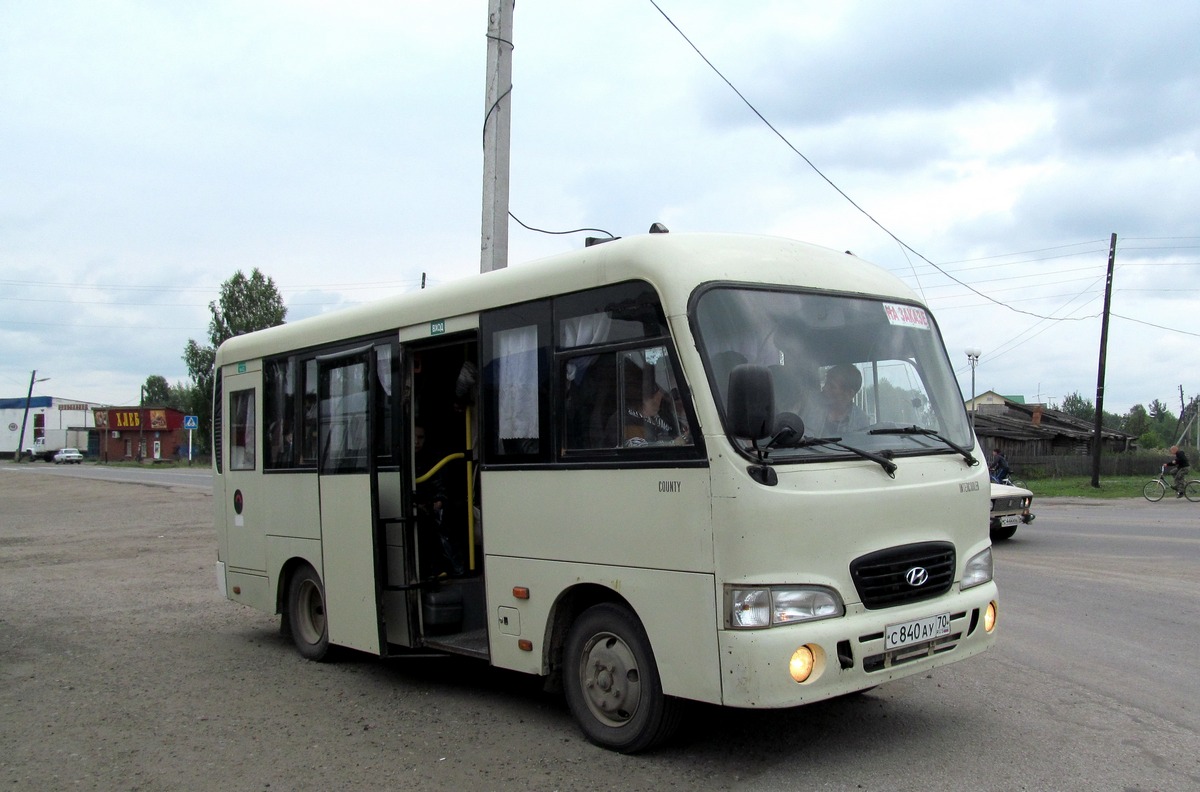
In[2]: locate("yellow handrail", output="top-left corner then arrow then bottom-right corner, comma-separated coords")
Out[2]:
465,405 -> 476,570
415,452 -> 465,484
412,405 -> 476,571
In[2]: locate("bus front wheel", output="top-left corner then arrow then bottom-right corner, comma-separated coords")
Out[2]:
287,565 -> 332,661
563,603 -> 681,753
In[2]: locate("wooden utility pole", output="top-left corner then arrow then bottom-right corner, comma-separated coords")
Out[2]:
1090,233 -> 1117,488
480,0 -> 514,273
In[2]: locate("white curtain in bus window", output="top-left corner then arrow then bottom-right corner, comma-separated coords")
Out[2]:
559,312 -> 613,349
375,344 -> 394,457
230,390 -> 256,471
495,325 -> 539,442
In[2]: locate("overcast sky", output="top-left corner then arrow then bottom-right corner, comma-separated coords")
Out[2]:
3,1 -> 1198,418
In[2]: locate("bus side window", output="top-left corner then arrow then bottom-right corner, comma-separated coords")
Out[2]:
263,357 -> 295,469
229,390 -> 256,471
299,359 -> 318,466
494,325 -> 540,455
481,300 -> 551,463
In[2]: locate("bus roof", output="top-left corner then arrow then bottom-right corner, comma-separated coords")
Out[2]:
215,232 -> 918,364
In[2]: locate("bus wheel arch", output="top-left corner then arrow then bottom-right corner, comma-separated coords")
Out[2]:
561,599 -> 682,753
284,562 -> 334,662
545,583 -> 627,686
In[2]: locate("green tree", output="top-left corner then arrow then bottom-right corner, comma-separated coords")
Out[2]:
142,375 -> 171,406
1060,391 -> 1095,422
1123,404 -> 1151,438
183,269 -> 287,442
1148,399 -> 1173,422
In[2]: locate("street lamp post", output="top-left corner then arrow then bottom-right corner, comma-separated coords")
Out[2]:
965,349 -> 981,431
15,370 -> 50,462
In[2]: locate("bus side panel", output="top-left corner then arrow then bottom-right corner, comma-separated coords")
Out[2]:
481,468 -> 713,572
483,555 -> 722,704
261,473 -> 321,542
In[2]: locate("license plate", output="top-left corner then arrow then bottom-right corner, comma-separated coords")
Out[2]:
885,612 -> 951,650
999,514 -> 1020,527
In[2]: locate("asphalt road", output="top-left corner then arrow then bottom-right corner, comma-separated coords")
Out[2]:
1,459 -> 213,490
1,465 -> 1197,791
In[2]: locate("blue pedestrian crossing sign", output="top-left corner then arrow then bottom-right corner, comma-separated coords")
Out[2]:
183,415 -> 199,430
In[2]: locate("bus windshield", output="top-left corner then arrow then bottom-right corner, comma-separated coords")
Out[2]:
693,286 -> 973,460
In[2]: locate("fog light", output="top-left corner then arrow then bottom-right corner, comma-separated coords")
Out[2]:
789,645 -> 815,683
984,601 -> 997,633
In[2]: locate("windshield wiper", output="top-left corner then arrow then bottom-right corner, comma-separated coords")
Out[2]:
779,434 -> 897,478
868,425 -> 978,467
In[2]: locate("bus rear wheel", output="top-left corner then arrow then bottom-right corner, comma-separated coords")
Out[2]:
287,565 -> 332,661
563,603 -> 681,753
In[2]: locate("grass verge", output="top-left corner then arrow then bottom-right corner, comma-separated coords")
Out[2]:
1023,476 -> 1151,499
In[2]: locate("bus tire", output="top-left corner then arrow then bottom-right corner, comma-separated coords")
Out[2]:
563,603 -> 681,753
287,565 -> 333,661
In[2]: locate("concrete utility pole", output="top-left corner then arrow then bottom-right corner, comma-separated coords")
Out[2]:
15,370 -> 49,463
965,348 -> 981,431
480,0 -> 514,273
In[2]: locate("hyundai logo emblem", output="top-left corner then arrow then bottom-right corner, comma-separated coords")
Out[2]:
904,566 -> 929,587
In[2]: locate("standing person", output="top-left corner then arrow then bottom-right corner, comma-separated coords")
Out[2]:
990,449 -> 1010,484
1166,445 -> 1190,497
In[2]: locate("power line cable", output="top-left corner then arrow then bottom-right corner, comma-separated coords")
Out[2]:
648,0 -> 1099,323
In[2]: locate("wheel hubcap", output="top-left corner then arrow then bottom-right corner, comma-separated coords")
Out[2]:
579,632 -> 641,726
297,580 -> 325,645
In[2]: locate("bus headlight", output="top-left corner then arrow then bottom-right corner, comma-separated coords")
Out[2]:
727,585 -> 844,628
961,547 -> 994,590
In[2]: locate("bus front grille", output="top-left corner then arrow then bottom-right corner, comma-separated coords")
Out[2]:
849,542 -> 955,609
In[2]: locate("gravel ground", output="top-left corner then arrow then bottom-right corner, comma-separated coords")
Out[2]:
0,471 -> 757,791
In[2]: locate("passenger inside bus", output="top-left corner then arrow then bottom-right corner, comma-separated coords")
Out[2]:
414,424 -> 465,577
803,363 -> 869,436
609,353 -> 690,447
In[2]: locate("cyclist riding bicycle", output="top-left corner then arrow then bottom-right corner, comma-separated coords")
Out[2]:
990,448 -> 1010,484
1166,445 -> 1190,498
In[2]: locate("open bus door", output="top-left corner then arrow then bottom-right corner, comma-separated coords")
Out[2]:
316,347 -> 385,655
406,336 -> 489,659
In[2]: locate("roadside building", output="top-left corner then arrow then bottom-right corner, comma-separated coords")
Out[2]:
2,396 -> 104,460
93,406 -> 189,462
971,397 -> 1135,458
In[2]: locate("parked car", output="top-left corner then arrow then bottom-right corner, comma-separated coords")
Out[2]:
53,447 -> 84,465
989,482 -> 1034,541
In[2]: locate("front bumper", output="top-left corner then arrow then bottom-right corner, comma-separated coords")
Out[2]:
716,581 -> 998,708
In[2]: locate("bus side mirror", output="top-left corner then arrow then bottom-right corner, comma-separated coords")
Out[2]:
727,364 -> 775,441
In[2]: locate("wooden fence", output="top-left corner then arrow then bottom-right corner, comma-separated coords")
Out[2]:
1009,450 -> 1189,479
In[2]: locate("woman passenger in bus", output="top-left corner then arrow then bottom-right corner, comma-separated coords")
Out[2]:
611,358 -> 691,448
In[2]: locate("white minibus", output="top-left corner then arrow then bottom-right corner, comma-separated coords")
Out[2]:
213,232 -> 997,752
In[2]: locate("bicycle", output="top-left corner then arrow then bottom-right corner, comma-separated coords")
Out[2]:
1143,465 -> 1200,502
990,472 -> 1026,489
